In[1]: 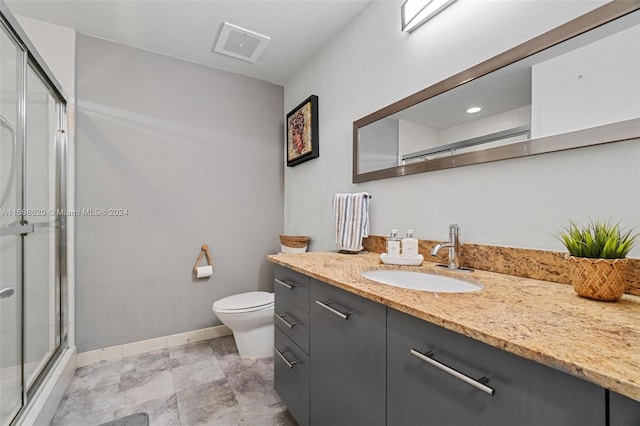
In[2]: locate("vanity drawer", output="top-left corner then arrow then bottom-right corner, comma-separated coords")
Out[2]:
275,327 -> 310,426
610,391 -> 640,425
274,294 -> 309,354
386,308 -> 605,426
273,265 -> 310,312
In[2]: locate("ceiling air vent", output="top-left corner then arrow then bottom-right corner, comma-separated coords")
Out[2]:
213,22 -> 270,63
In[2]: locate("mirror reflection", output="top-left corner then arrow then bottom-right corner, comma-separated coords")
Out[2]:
356,7 -> 640,178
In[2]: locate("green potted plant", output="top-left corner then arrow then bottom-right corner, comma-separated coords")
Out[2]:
556,220 -> 637,301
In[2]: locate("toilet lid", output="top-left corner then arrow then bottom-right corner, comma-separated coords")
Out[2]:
213,291 -> 274,311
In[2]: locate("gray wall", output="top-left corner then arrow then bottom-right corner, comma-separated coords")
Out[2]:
75,34 -> 284,352
284,1 -> 640,257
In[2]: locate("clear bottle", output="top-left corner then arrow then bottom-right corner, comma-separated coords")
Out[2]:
387,229 -> 401,257
402,229 -> 419,258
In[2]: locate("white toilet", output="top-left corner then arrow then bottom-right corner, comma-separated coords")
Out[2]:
212,291 -> 274,358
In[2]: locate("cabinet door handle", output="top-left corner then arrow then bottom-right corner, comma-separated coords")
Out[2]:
275,347 -> 299,368
275,278 -> 295,289
410,348 -> 495,396
315,300 -> 352,320
0,287 -> 15,299
275,312 -> 299,328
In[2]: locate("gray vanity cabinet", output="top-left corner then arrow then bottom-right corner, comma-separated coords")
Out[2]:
610,391 -> 640,425
310,279 -> 386,426
386,308 -> 606,426
272,264 -> 630,426
273,265 -> 311,426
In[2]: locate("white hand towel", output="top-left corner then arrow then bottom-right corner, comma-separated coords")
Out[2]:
333,192 -> 370,252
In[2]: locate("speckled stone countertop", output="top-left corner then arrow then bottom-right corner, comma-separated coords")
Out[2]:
267,251 -> 640,402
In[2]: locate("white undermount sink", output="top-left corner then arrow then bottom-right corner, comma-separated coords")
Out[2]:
360,269 -> 482,293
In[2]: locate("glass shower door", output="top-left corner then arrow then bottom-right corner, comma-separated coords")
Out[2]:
0,17 -> 65,424
23,63 -> 61,391
0,24 -> 23,426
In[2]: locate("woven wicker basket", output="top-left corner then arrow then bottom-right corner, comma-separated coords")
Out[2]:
566,256 -> 629,302
279,235 -> 310,249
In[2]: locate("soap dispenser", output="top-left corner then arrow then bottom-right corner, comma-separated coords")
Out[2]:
402,229 -> 419,258
387,229 -> 401,257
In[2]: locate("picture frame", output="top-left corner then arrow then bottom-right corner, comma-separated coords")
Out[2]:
286,95 -> 319,167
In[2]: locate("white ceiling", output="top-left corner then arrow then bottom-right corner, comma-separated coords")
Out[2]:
6,0 -> 371,85
392,62 -> 532,131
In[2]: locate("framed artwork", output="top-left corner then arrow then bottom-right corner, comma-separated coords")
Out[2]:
286,95 -> 319,167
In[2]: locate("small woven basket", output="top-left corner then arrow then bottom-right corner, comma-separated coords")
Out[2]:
279,235 -> 310,249
566,256 -> 629,302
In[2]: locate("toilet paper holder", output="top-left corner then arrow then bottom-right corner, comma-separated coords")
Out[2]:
193,244 -> 214,276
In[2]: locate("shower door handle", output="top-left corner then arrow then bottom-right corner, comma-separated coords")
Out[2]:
0,223 -> 34,236
0,287 -> 14,299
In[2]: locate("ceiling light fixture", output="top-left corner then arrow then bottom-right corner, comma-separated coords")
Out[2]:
466,107 -> 482,114
402,0 -> 458,33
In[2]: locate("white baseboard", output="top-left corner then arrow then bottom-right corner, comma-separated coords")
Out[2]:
77,325 -> 232,367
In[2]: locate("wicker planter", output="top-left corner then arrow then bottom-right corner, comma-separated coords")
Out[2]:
279,235 -> 310,253
279,235 -> 310,248
566,256 -> 629,301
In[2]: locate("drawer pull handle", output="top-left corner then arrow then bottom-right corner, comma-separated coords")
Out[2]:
275,312 -> 299,328
275,347 -> 299,368
410,348 -> 495,396
0,287 -> 15,299
275,278 -> 295,289
315,300 -> 352,320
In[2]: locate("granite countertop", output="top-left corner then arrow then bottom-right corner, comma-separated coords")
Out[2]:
267,251 -> 640,402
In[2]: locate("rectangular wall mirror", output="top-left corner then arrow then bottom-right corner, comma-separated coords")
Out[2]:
353,1 -> 640,183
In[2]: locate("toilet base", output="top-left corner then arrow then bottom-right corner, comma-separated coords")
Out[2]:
232,323 -> 274,358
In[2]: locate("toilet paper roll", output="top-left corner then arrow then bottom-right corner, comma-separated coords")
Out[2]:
196,265 -> 213,278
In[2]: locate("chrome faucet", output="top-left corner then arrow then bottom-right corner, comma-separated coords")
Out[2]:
431,224 -> 460,269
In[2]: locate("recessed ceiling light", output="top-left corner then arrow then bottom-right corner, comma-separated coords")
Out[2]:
466,107 -> 482,114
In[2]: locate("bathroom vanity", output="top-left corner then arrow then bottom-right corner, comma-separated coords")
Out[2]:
269,252 -> 640,426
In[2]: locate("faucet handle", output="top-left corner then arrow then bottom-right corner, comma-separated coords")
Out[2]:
448,224 -> 459,239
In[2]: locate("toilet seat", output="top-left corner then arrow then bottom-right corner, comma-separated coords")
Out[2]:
212,291 -> 274,314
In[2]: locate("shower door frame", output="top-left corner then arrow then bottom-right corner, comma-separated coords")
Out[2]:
0,4 -> 68,425
23,58 -> 68,402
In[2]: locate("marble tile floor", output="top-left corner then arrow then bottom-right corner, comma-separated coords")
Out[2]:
51,336 -> 297,426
